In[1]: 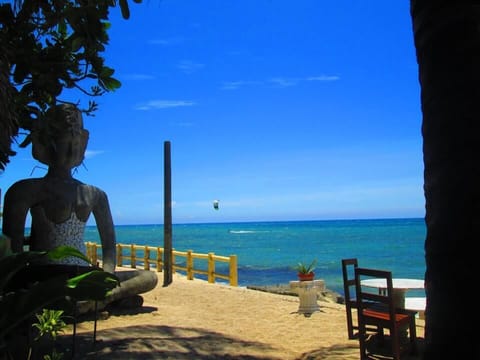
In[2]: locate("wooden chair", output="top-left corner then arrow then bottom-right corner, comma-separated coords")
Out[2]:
355,267 -> 417,360
341,258 -> 359,339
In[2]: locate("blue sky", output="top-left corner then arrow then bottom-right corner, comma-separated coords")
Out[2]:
0,0 -> 424,225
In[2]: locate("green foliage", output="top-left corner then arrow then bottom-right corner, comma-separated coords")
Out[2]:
0,237 -> 120,357
293,259 -> 317,274
32,309 -> 66,341
66,269 -> 120,301
31,309 -> 67,359
47,245 -> 92,264
43,348 -> 64,360
0,0 -> 142,170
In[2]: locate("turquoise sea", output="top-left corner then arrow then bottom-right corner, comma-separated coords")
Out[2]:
84,218 -> 426,297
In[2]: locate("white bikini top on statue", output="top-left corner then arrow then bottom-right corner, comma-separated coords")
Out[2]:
47,212 -> 89,266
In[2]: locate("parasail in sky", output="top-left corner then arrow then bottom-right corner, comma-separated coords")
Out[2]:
213,199 -> 219,210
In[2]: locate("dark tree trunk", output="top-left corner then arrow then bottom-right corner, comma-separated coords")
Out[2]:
411,1 -> 480,358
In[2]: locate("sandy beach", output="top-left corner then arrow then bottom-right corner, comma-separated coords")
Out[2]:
69,269 -> 425,359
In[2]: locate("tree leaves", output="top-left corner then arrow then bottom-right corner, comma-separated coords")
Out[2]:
66,270 -> 120,301
46,245 -> 92,265
0,0 -> 143,170
119,0 -> 131,19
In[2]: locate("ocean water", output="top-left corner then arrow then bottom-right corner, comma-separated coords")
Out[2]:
84,218 -> 426,297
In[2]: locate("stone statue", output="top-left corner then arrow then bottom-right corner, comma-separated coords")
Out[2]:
1,104 -> 157,311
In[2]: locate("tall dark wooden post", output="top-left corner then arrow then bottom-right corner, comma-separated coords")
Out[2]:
163,141 -> 173,286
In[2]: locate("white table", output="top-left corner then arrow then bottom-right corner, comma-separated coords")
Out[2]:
360,278 -> 424,309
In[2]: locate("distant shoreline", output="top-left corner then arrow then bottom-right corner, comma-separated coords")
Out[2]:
91,216 -> 425,227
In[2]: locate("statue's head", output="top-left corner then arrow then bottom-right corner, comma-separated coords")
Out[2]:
32,104 -> 89,168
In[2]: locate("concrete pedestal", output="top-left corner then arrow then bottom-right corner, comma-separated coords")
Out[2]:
289,279 -> 325,315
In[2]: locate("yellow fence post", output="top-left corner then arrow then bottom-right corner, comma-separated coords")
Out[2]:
172,249 -> 176,273
186,250 -> 193,280
91,243 -> 98,266
116,244 -> 122,267
144,246 -> 150,270
86,242 -> 92,262
130,244 -> 136,268
229,255 -> 238,286
156,247 -> 163,272
208,252 -> 215,283
87,242 -> 93,262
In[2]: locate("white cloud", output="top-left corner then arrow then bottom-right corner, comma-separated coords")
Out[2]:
307,75 -> 340,81
177,60 -> 205,74
175,121 -> 194,127
135,100 -> 196,111
221,80 -> 261,90
122,73 -> 155,80
221,74 -> 339,90
84,150 -> 104,159
268,77 -> 299,87
148,37 -> 184,46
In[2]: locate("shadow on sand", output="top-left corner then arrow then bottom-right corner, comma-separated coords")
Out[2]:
299,335 -> 425,360
56,303 -> 424,360
58,324 -> 424,360
64,324 -> 282,360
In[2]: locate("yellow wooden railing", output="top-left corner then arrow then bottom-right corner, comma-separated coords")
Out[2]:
85,242 -> 238,286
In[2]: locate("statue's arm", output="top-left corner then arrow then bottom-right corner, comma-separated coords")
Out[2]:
92,188 -> 116,273
2,182 -> 32,252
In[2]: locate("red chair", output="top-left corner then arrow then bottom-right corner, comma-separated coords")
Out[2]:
355,267 -> 417,360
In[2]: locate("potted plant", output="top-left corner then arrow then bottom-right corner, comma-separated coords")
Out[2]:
294,259 -> 317,281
